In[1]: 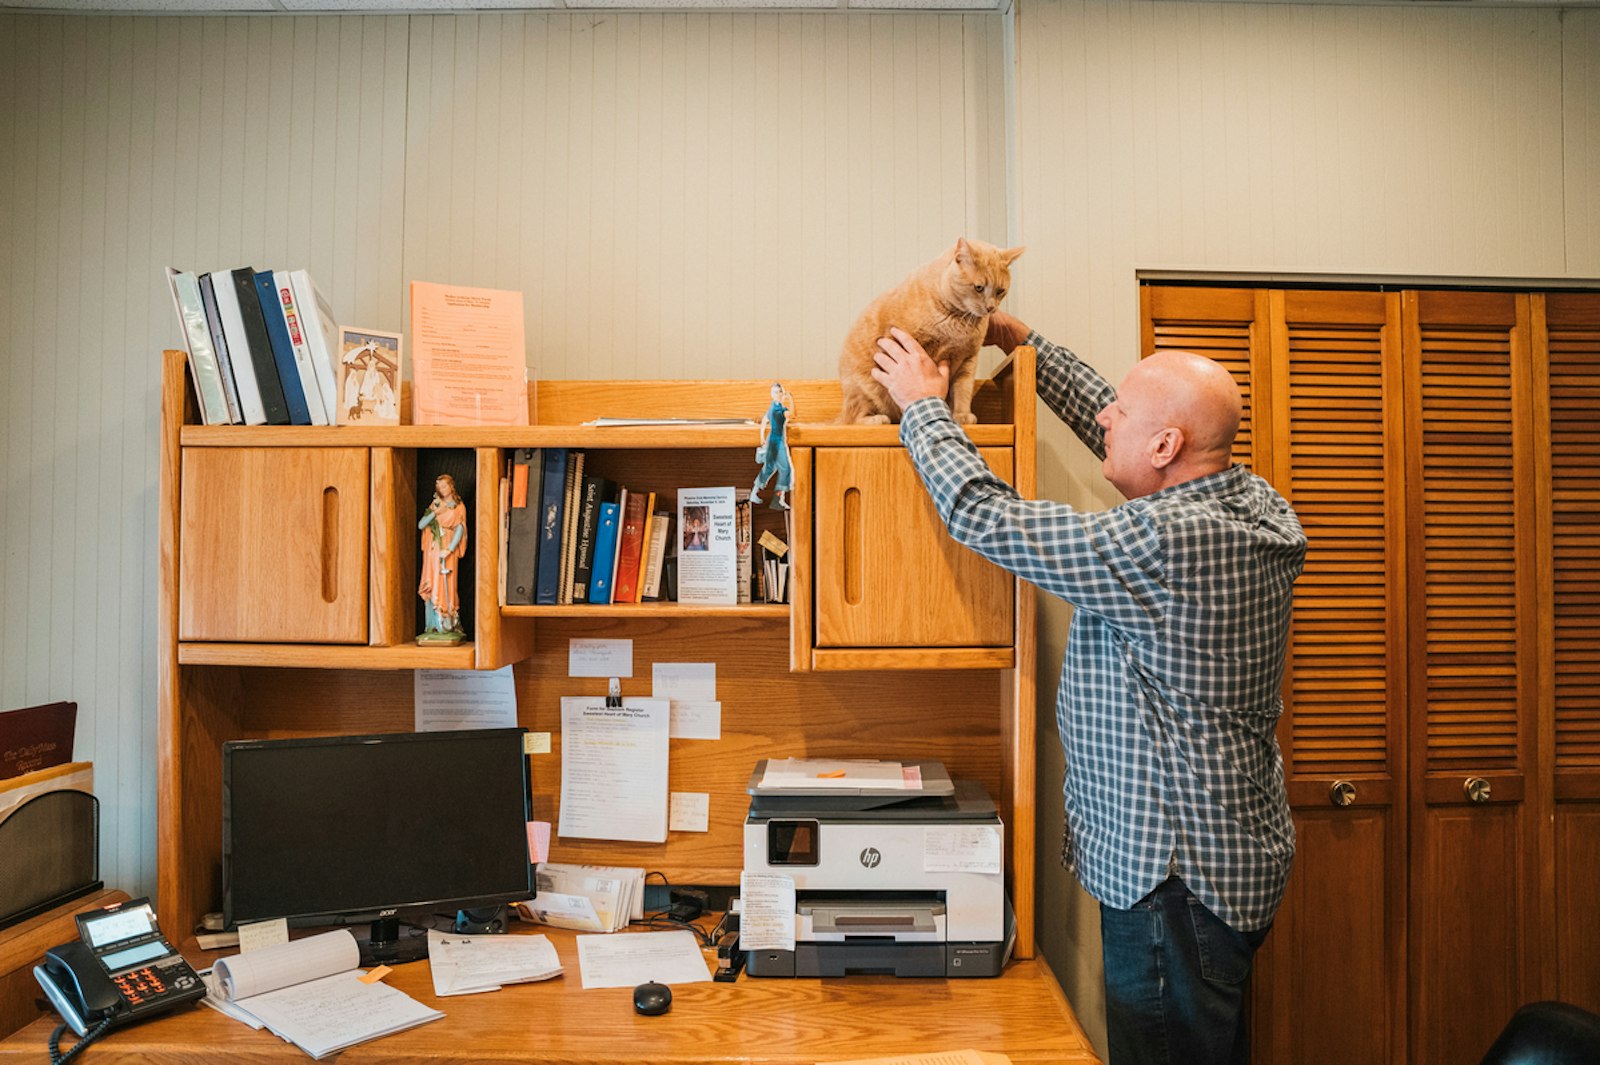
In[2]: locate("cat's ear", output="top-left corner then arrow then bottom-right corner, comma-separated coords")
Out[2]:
954,238 -> 975,266
1001,245 -> 1026,265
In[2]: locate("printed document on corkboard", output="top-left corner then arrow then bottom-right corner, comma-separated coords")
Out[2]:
410,281 -> 529,425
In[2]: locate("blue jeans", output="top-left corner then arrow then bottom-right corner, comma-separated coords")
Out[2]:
1099,877 -> 1270,1065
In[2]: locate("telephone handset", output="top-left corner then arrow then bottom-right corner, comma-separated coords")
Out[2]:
33,896 -> 205,1060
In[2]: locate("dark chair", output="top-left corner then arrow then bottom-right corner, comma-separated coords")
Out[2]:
1478,1001 -> 1600,1065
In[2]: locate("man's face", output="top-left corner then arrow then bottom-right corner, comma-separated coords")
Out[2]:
1095,364 -> 1167,500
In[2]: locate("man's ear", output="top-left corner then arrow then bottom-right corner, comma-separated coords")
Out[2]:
1150,427 -> 1183,469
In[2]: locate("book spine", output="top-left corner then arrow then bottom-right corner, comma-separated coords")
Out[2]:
587,502 -> 621,605
736,490 -> 752,605
640,513 -> 671,601
533,448 -> 568,605
274,270 -> 329,425
230,267 -> 291,424
611,491 -> 650,604
212,272 -> 268,425
252,270 -> 312,425
559,451 -> 585,605
632,496 -> 657,603
504,448 -> 542,606
571,475 -> 607,603
288,269 -> 341,421
166,268 -> 230,425
199,273 -> 243,423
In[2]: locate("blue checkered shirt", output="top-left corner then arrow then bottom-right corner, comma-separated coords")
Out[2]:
898,333 -> 1305,931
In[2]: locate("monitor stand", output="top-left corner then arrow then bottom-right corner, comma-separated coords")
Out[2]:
356,916 -> 430,967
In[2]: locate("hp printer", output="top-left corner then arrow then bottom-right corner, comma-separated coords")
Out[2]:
741,759 -> 1012,978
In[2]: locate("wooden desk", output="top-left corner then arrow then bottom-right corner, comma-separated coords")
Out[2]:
0,888 -> 130,1039
0,925 -> 1100,1063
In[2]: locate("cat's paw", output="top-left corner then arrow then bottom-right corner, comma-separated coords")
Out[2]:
953,411 -> 978,426
860,414 -> 892,426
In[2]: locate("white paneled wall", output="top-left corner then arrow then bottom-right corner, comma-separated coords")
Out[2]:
1013,3 -> 1600,1055
0,10 -> 1009,902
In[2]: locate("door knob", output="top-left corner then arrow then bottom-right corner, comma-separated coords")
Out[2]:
1329,780 -> 1357,807
1463,777 -> 1492,803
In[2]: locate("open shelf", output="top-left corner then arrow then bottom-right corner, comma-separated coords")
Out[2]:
502,602 -> 789,619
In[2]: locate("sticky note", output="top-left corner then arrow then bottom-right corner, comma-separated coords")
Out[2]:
527,821 -> 552,863
524,732 -> 550,755
237,918 -> 289,953
358,965 -> 393,984
669,792 -> 710,833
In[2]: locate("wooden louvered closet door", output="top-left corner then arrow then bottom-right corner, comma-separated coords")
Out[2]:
1143,286 -> 1406,1064
1403,291 -> 1543,1065
1541,292 -> 1600,1014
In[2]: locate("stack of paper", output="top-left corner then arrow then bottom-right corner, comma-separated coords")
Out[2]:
426,929 -> 563,996
202,930 -> 443,1060
759,758 -> 914,790
517,864 -> 646,932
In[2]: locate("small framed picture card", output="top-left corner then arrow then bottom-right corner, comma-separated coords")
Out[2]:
337,327 -> 404,426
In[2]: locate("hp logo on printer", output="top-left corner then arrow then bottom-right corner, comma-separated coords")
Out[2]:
859,847 -> 882,869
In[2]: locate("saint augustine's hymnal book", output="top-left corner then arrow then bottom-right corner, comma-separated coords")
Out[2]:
204,930 -> 442,1060
675,487 -> 738,605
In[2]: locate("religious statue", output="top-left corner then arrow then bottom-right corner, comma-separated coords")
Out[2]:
751,381 -> 794,510
418,473 -> 468,644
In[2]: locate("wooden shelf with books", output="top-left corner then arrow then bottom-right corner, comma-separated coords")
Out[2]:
157,346 -> 1042,962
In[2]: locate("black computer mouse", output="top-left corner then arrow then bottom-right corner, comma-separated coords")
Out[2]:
633,980 -> 672,1016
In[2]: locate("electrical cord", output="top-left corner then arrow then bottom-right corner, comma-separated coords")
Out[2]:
49,1014 -> 114,1065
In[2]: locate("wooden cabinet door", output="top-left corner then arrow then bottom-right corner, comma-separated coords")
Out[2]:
1403,291 -> 1543,1065
179,447 -> 370,643
814,447 -> 1013,649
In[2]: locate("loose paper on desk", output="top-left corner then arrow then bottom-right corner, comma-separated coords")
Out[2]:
760,758 -> 910,791
574,930 -> 712,990
414,666 -> 517,731
558,697 -> 669,841
409,280 -> 529,426
568,638 -> 632,678
426,929 -> 563,996
924,825 -> 1003,875
737,872 -> 796,953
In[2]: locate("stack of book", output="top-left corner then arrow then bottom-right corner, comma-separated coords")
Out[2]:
501,448 -> 677,607
165,266 -> 342,426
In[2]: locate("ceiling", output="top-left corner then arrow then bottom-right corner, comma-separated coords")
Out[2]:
2,0 -> 1592,16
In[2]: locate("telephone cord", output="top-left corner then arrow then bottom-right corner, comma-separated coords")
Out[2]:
48,1013 -> 115,1065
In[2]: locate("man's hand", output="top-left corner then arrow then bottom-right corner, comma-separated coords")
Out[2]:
984,310 -> 1030,354
871,327 -> 948,413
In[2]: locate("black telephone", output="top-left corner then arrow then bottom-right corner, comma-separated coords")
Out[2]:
34,896 -> 205,1057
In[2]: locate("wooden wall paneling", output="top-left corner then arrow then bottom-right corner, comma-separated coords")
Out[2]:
514,616 -> 1007,885
1556,805 -> 1600,1013
1403,290 -> 1542,1065
1254,288 -> 1407,1065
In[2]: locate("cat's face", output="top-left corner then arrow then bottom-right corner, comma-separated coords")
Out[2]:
948,238 -> 1025,318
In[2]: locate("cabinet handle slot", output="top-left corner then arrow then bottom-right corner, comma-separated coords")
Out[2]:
321,486 -> 339,604
843,487 -> 862,606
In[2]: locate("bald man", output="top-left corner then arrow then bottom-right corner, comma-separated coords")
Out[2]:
873,312 -> 1305,1065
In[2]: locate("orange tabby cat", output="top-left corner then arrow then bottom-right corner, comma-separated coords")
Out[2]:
837,237 -> 1024,425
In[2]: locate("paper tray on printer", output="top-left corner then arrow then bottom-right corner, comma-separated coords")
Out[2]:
748,778 -> 996,820
748,759 -> 954,803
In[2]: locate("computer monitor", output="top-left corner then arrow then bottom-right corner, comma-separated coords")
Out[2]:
222,727 -> 532,965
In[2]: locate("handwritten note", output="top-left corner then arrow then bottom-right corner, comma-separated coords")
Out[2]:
568,639 -> 632,678
668,792 -> 710,833
236,918 -> 289,954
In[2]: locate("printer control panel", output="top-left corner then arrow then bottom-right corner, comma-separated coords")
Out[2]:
767,819 -> 819,866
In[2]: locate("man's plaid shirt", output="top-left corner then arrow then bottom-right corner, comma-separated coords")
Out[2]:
898,332 -> 1306,931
